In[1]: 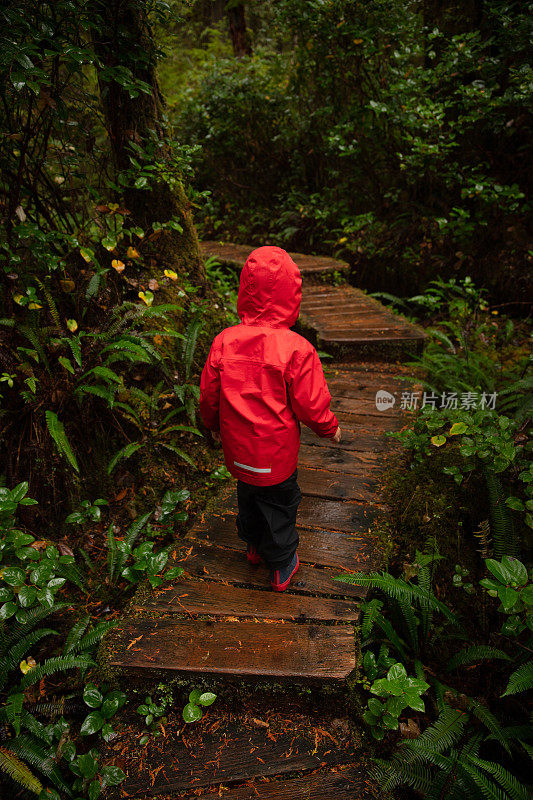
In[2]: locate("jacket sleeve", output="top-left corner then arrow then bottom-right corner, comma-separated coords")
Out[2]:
286,345 -> 339,438
199,342 -> 221,432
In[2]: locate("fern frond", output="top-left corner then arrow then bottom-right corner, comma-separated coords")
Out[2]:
485,470 -> 518,558
181,312 -> 203,380
76,621 -> 117,654
68,336 -> 82,367
45,410 -> 79,472
19,655 -> 94,689
159,443 -> 196,466
502,660 -> 533,697
107,524 -> 118,583
398,706 -> 468,758
107,441 -> 142,474
371,759 -> 434,793
0,747 -> 42,795
467,756 -> 531,800
0,628 -> 57,690
0,604 -> 68,656
63,615 -> 90,655
469,699 -> 511,755
335,571 -> 459,623
76,384 -> 117,407
447,646 -> 511,672
8,735 -> 73,797
361,599 -> 383,639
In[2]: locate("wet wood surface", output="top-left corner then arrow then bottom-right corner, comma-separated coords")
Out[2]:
135,579 -> 360,622
115,723 -> 360,797
196,768 -> 373,800
109,619 -> 357,680
178,543 -> 371,599
200,241 -> 349,274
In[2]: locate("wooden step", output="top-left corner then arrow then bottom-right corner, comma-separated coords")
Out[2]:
107,619 -> 357,680
135,580 -> 360,622
107,718 -> 364,798
300,425 -> 393,452
193,768 -> 376,800
177,543 -> 372,598
297,466 -> 379,502
187,510 -> 378,570
200,241 -> 348,275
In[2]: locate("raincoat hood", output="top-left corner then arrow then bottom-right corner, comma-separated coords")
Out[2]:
237,246 -> 302,328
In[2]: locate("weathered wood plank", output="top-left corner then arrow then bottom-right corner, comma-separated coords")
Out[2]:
187,510 -> 376,569
330,396 -> 399,418
300,425 -> 393,452
194,768 -> 374,800
226,493 -> 384,533
178,543 -> 372,598
200,242 -> 348,274
298,444 -> 382,473
114,725 -> 358,797
297,466 -> 379,502
135,580 -> 359,622
108,619 -> 357,680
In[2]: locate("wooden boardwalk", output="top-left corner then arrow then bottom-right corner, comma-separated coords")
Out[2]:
103,245 -> 423,798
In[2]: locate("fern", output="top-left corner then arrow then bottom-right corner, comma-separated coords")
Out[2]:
502,660 -> 533,697
0,628 -> 57,690
19,655 -> 94,689
62,615 -> 90,655
361,598 -> 384,639
107,441 -> 142,474
76,620 -> 116,653
0,747 -> 42,795
400,706 -> 468,757
485,470 -> 518,558
45,410 -> 79,472
468,699 -> 512,756
335,571 -> 459,623
159,442 -> 196,466
181,311 -> 203,380
68,336 -> 82,367
0,604 -> 68,656
8,735 -> 73,797
466,757 -> 531,800
447,646 -> 511,672
107,524 -> 118,583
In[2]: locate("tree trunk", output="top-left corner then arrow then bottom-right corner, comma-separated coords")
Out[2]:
227,2 -> 252,58
90,0 -> 205,284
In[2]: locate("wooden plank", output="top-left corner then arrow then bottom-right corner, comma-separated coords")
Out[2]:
187,510 -> 376,569
226,493 -> 384,533
108,619 -> 357,680
200,242 -> 348,274
330,396 -> 399,417
178,543 -> 372,598
194,768 -> 373,800
321,329 -> 425,342
115,725 -> 358,797
298,466 -> 379,502
333,409 -> 404,430
300,425 -> 393,452
298,444 -> 382,473
135,580 -> 359,622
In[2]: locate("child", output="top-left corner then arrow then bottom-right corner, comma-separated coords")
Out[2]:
199,246 -> 341,592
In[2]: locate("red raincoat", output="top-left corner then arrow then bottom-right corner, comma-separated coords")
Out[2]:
199,246 -> 339,486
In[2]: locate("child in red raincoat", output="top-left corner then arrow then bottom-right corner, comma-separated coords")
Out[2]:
199,246 -> 341,592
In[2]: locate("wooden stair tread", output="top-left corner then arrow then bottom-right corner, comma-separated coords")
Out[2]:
135,579 -> 359,622
200,241 -> 348,274
111,720 -> 360,797
298,466 -> 379,502
187,510 -> 378,570
300,426 -> 392,452
178,543 -> 372,598
195,768 -> 375,800
108,619 -> 357,680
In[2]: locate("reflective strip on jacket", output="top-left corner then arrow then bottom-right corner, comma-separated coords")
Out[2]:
199,246 -> 338,486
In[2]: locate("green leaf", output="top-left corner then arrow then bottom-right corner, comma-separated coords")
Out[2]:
83,684 -> 104,708
80,711 -> 105,736
107,442 -> 142,474
0,601 -> 17,620
182,703 -> 203,723
100,765 -> 125,787
17,585 -> 37,607
2,567 -> 26,586
198,692 -> 216,707
188,689 -> 202,705
431,435 -> 446,447
88,779 -> 101,800
449,422 -> 468,436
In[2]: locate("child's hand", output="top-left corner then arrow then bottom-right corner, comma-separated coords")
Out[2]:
212,431 -> 221,444
332,426 -> 341,444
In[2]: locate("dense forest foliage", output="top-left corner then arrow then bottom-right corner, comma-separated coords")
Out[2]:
0,1 -> 531,799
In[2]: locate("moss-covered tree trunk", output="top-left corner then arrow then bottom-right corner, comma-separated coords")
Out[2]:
90,0 -> 205,285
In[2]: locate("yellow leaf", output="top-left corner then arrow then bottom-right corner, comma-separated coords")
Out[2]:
338,236 -> 348,244
112,259 -> 125,273
431,435 -> 446,447
127,247 -> 140,259
138,290 -> 154,307
13,294 -> 24,305
28,303 -> 42,310
60,279 -> 75,292
20,656 -> 36,674
66,319 -> 78,332
80,248 -> 92,263
164,269 -> 178,281
353,38 -> 363,44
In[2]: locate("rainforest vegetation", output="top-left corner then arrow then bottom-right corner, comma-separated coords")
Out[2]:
0,1 -> 531,798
